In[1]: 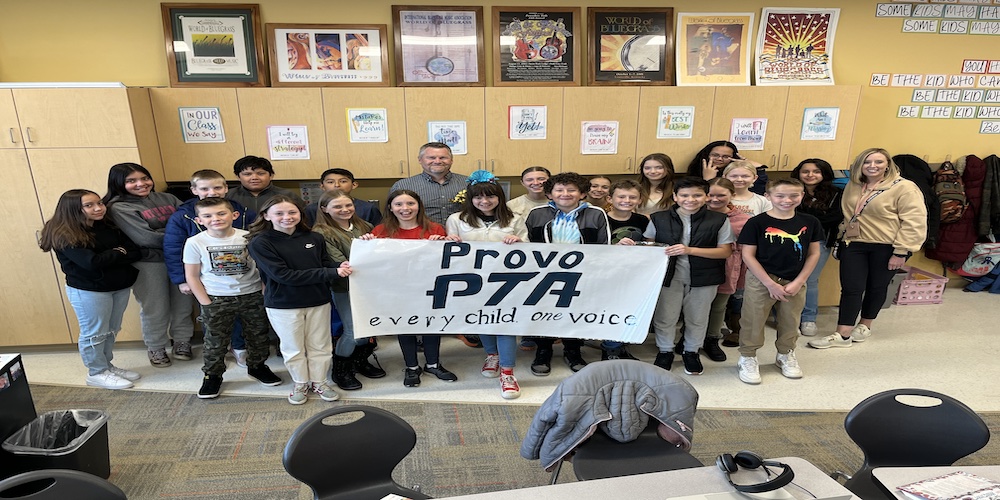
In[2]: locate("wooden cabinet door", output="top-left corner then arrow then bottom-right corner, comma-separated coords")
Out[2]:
0,90 -> 23,149
150,88 -> 246,181
561,87 -> 640,175
710,87 -> 789,168
322,88 -> 409,179
635,87 -> 716,174
404,88 -> 486,176
779,86 -> 862,171
237,88 -> 329,180
0,149 -> 73,346
27,148 -> 146,342
485,87 -> 564,177
12,89 -> 138,148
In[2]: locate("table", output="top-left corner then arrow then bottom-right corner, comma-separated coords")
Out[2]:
873,466 -> 1000,499
445,457 -> 859,499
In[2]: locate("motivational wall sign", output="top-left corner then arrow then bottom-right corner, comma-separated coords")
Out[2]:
349,240 -> 667,342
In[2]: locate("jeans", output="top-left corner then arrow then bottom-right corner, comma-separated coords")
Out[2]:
481,335 -> 517,368
399,335 -> 441,367
801,245 -> 832,323
332,291 -> 358,357
67,286 -> 130,376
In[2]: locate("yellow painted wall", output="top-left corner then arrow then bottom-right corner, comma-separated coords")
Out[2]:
0,0 -> 997,162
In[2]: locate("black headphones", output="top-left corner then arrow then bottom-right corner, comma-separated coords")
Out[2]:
716,451 -> 795,494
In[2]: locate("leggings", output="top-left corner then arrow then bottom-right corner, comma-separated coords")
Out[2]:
837,242 -> 897,326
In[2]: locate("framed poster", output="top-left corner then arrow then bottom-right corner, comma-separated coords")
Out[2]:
676,13 -> 754,86
587,8 -> 674,86
392,5 -> 485,86
492,7 -> 581,86
755,8 -> 840,86
266,24 -> 389,87
161,3 -> 267,87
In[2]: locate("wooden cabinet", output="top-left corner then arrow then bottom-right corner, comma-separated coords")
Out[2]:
12,89 -> 139,148
322,88 -> 409,179
711,87 -> 790,169
0,91 -> 23,149
150,88 -> 246,181
561,87 -> 641,175
778,86 -> 862,170
635,87 -> 716,174
237,88 -> 329,180
404,88 -> 486,176
485,87 -> 564,176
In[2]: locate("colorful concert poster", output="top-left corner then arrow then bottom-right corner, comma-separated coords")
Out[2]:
589,8 -> 674,85
675,13 -> 754,86
496,9 -> 578,85
272,27 -> 385,84
755,8 -> 840,86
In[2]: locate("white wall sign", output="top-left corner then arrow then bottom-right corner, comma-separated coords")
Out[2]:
427,121 -> 468,155
730,118 -> 768,150
178,107 -> 225,143
580,121 -> 619,154
267,126 -> 310,160
800,107 -> 839,140
657,106 -> 695,139
509,105 -> 547,140
347,108 -> 389,143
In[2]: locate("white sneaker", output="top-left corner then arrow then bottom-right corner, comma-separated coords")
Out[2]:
481,354 -> 500,378
808,333 -> 852,349
108,364 -> 141,381
737,356 -> 762,385
776,351 -> 803,379
313,382 -> 340,402
232,349 -> 248,368
86,370 -> 133,390
850,324 -> 871,343
288,383 -> 310,405
799,322 -> 818,337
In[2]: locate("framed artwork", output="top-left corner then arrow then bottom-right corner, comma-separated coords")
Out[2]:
161,3 -> 268,87
675,13 -> 754,86
392,5 -> 485,86
492,7 -> 581,86
266,24 -> 390,87
755,8 -> 840,86
587,8 -> 675,86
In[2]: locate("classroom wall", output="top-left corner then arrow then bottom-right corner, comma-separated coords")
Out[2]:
1,0 -> 997,163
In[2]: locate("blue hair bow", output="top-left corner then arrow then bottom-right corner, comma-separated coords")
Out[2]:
467,169 -> 496,185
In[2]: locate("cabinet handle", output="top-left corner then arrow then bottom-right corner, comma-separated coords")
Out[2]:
769,154 -> 776,166
477,159 -> 482,170
25,127 -> 34,143
782,154 -> 789,168
398,160 -> 403,175
490,159 -> 495,173
626,157 -> 633,172
8,128 -> 15,144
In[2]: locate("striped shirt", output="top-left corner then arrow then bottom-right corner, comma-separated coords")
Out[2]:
390,171 -> 469,226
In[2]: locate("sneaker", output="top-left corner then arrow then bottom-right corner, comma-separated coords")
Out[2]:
108,364 -> 141,381
172,341 -> 193,361
808,333 -> 852,349
403,367 -> 422,387
681,351 -> 703,375
601,347 -> 625,360
799,322 -> 818,337
563,350 -> 587,372
288,383 -> 310,405
458,335 -> 483,348
673,340 -> 684,355
481,354 -> 500,378
653,352 -> 674,371
776,351 -> 803,379
248,365 -> 282,386
850,324 -> 872,343
232,349 -> 248,368
530,348 -> 552,376
198,375 -> 222,399
721,332 -> 740,347
519,338 -> 537,351
148,348 -> 171,368
313,382 -> 339,402
702,338 -> 727,362
424,364 -> 458,382
618,346 -> 640,361
85,370 -> 133,390
500,373 -> 521,400
737,356 -> 762,385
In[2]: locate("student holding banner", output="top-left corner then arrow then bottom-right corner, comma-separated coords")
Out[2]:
446,170 -> 526,399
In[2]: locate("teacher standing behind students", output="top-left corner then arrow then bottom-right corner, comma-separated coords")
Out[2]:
808,148 -> 926,350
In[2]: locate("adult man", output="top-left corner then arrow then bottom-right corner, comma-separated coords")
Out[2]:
390,142 -> 468,226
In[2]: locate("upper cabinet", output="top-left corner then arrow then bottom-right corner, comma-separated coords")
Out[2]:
779,86 -> 862,170
711,87 -> 790,169
237,88 -> 330,180
151,88 -> 246,181
561,87 -> 641,175
322,88 -> 409,179
11,88 -> 139,148
485,87 -> 564,176
635,87 -> 716,174
404,88 -> 486,176
0,90 -> 23,149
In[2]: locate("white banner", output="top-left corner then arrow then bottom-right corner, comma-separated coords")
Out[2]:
349,240 -> 668,343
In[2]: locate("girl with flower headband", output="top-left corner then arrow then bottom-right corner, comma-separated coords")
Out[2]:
445,170 -> 526,399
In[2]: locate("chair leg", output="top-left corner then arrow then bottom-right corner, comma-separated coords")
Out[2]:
550,460 -> 564,485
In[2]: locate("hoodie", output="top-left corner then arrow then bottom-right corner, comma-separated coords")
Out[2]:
247,229 -> 343,309
107,192 -> 181,262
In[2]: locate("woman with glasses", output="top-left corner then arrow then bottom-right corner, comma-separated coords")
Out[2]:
687,140 -> 769,195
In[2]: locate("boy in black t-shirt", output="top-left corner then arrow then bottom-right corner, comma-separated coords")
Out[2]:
602,179 -> 650,360
736,179 -> 823,385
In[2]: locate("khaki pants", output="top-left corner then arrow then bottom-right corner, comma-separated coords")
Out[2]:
738,272 -> 805,357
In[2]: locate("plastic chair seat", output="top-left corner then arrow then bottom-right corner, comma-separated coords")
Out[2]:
572,420 -> 704,480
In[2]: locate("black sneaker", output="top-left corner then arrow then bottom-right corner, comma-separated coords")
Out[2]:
601,347 -> 624,360
673,339 -> 684,355
424,364 -> 458,382
248,365 -> 282,386
654,352 -> 674,371
403,367 -> 422,387
619,346 -> 640,361
563,350 -> 587,372
198,375 -> 222,399
531,348 -> 553,376
682,351 -> 704,375
702,338 -> 727,362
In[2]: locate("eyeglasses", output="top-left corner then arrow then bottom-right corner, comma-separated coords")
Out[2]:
709,154 -> 733,161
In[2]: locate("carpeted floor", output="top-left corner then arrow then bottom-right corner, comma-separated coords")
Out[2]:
24,384 -> 1000,500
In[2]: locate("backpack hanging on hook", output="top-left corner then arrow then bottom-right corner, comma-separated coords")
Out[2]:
934,161 -> 967,224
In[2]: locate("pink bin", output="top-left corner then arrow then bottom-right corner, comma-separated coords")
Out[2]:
894,266 -> 948,305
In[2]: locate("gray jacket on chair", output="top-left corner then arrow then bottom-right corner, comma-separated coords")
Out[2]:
520,360 -> 699,471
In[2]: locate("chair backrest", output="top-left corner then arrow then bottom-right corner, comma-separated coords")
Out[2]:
282,405 -> 425,500
846,388 -> 990,468
0,469 -> 126,500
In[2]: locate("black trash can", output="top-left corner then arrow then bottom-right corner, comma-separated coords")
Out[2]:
2,409 -> 110,479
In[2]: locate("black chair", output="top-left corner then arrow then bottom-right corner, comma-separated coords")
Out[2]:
571,419 -> 704,481
834,388 -> 990,499
0,469 -> 126,500
282,405 -> 431,500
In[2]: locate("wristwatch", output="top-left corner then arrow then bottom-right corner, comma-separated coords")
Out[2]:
892,252 -> 911,258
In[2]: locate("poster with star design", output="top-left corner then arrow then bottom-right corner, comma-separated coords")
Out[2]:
755,8 -> 839,86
